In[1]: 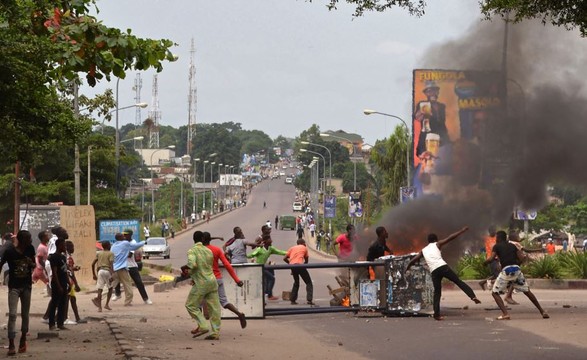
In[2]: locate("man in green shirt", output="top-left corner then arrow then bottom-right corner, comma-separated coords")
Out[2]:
185,231 -> 221,340
247,234 -> 286,300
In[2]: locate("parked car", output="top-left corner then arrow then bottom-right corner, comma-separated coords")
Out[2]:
285,177 -> 293,184
279,215 -> 296,230
143,237 -> 171,259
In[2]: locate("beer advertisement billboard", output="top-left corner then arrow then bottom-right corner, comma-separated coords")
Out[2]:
412,69 -> 505,197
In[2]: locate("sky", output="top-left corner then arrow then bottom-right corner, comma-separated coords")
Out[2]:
86,0 -> 486,147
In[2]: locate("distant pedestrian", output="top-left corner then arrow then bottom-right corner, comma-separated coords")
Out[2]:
0,230 -> 35,355
406,226 -> 481,321
562,239 -> 568,252
206,212 -> 211,224
185,231 -> 221,340
191,213 -> 196,224
296,224 -> 304,239
546,240 -> 556,255
309,223 -> 316,238
275,215 -> 279,229
144,225 -> 150,239
486,230 -> 549,320
284,239 -> 314,305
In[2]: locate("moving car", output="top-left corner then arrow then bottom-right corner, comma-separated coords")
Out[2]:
285,177 -> 293,184
292,201 -> 303,212
142,237 -> 170,259
279,215 -> 296,230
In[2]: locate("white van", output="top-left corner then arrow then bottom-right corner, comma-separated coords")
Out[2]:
285,177 -> 293,184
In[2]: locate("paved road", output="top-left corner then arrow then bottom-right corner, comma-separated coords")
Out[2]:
147,176 -> 341,303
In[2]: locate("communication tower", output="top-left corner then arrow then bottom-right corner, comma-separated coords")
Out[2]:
187,38 -> 197,155
148,75 -> 161,148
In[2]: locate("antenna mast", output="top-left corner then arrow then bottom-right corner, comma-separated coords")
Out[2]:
187,38 -> 197,155
148,75 -> 161,149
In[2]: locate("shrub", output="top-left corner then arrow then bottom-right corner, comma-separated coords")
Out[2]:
456,254 -> 492,279
558,251 -> 587,279
524,255 -> 562,279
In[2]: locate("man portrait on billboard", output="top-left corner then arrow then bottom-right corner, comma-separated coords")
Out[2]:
414,80 -> 449,158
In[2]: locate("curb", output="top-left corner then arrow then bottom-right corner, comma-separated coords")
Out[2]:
106,320 -> 137,360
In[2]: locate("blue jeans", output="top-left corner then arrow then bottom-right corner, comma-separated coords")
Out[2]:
263,268 -> 275,297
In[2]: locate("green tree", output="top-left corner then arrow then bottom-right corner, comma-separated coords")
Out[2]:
324,1 -> 587,36
370,126 -> 409,206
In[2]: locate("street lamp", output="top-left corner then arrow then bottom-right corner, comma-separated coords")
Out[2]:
320,132 -> 360,192
210,162 -> 216,213
300,141 -> 331,192
150,145 -> 175,224
363,109 -> 411,187
202,160 -> 209,212
115,95 -> 148,196
192,158 -> 200,215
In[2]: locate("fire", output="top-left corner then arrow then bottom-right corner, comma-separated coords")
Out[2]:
341,296 -> 350,307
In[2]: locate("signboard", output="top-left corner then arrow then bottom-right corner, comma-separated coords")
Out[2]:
19,205 -> 60,247
60,206 -> 97,284
348,192 -> 363,218
514,209 -> 537,220
99,219 -> 140,243
219,174 -> 243,186
324,195 -> 336,218
400,186 -> 416,204
412,69 -> 506,198
273,147 -> 282,156
359,280 -> 381,308
220,264 -> 264,319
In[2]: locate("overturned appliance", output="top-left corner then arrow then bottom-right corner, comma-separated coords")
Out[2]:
383,254 -> 433,316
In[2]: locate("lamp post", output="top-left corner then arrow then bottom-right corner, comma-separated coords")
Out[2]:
192,158 -> 200,216
210,162 -> 216,213
320,132 -> 360,191
202,160 -> 209,212
150,145 -> 175,224
300,143 -> 331,234
363,109 -> 411,187
114,90 -> 148,196
87,145 -> 93,206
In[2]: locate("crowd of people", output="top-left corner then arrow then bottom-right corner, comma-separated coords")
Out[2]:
0,214 -> 556,354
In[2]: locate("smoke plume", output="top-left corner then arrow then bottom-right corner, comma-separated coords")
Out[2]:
375,18 -> 587,262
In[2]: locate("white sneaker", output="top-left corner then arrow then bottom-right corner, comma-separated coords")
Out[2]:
111,295 -> 120,301
64,319 -> 77,325
41,318 -> 49,324
144,299 -> 153,305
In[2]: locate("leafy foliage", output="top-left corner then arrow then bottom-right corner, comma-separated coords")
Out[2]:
456,254 -> 492,280
321,1 -> 587,36
558,251 -> 587,279
370,125 -> 409,206
524,254 -> 562,279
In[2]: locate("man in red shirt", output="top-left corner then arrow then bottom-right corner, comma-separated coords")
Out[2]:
546,240 -> 556,255
202,232 -> 246,328
284,238 -> 313,305
335,224 -> 355,261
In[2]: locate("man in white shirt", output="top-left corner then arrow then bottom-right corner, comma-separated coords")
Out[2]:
406,226 -> 481,320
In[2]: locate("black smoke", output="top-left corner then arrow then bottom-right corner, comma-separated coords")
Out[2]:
375,18 -> 587,262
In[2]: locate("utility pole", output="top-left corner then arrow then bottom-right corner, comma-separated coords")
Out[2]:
187,38 -> 197,155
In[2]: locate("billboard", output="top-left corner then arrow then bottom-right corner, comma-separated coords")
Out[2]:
99,219 -> 140,242
324,195 -> 336,218
220,174 -> 243,186
412,69 -> 506,197
348,192 -> 363,218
